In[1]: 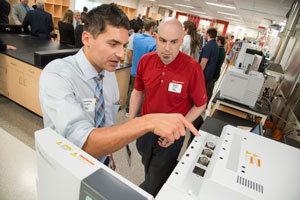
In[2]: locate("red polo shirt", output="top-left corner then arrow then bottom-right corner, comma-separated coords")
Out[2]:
134,51 -> 207,116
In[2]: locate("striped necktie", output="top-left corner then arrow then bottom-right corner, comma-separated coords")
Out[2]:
95,74 -> 105,128
94,74 -> 116,170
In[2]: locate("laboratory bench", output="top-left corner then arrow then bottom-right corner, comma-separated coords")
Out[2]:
210,91 -> 270,126
0,33 -> 131,116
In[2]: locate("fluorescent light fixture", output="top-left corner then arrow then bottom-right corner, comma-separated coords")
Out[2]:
217,11 -> 240,17
190,10 -> 206,14
201,15 -> 214,19
206,2 -> 236,9
224,17 -> 241,22
158,4 -> 173,9
174,3 -> 195,9
279,22 -> 286,26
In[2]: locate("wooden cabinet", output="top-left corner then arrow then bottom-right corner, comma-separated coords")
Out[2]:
6,63 -> 25,105
118,5 -> 137,20
23,65 -> 42,116
0,54 -> 42,116
44,0 -> 70,27
0,54 -> 8,96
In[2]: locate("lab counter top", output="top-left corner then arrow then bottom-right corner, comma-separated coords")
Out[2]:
0,33 -> 132,71
0,33 -> 75,68
0,33 -> 131,115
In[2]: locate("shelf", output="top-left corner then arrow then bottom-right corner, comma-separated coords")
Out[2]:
61,6 -> 69,16
54,5 -> 62,18
54,0 -> 62,5
53,18 -> 60,28
44,4 -> 54,14
62,0 -> 69,6
44,0 -> 69,29
118,5 -> 137,20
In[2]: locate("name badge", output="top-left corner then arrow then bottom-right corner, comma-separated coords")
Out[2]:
168,82 -> 182,94
82,98 -> 96,112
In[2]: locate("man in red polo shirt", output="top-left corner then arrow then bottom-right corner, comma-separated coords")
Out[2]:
129,18 -> 207,196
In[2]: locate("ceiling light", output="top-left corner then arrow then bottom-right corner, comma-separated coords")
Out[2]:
200,15 -> 214,19
158,4 -> 173,9
217,11 -> 240,17
224,17 -> 241,22
190,10 -> 206,14
279,22 -> 286,26
174,3 -> 195,9
206,2 -> 236,9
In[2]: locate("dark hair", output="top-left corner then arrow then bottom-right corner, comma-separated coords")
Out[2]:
144,18 -> 156,31
62,10 -> 73,24
206,28 -> 217,39
217,36 -> 225,45
183,21 -> 201,56
81,12 -> 87,23
83,6 -> 88,12
132,23 -> 142,33
84,3 -> 130,38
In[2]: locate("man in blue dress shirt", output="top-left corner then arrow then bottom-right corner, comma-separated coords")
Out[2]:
39,3 -> 199,165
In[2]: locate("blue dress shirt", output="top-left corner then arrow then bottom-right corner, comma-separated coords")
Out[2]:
39,49 -> 120,157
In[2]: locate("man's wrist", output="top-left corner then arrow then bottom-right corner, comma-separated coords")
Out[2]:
139,114 -> 154,133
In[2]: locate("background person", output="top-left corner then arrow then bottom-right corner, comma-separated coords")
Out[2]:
0,0 -> 11,24
180,20 -> 201,60
12,0 -> 32,25
0,37 -> 16,51
125,18 -> 156,117
22,0 -> 54,39
58,10 -> 75,45
74,12 -> 87,48
73,10 -> 81,29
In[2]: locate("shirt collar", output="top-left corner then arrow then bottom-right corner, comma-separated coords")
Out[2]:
75,48 -> 102,80
21,2 -> 29,8
156,51 -> 183,70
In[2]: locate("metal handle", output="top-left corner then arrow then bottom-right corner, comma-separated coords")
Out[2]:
10,62 -> 16,66
23,79 -> 27,87
19,77 -> 22,85
28,69 -> 35,74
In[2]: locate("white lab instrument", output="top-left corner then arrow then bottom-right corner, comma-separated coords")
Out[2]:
156,125 -> 300,200
220,67 -> 265,107
35,128 -> 153,200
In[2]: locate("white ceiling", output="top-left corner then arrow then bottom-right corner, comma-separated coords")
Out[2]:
139,0 -> 294,29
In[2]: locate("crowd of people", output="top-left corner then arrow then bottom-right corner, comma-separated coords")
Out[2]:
1,2 -> 245,197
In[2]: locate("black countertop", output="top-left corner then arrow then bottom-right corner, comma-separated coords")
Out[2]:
0,33 -> 75,68
0,33 -> 131,71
